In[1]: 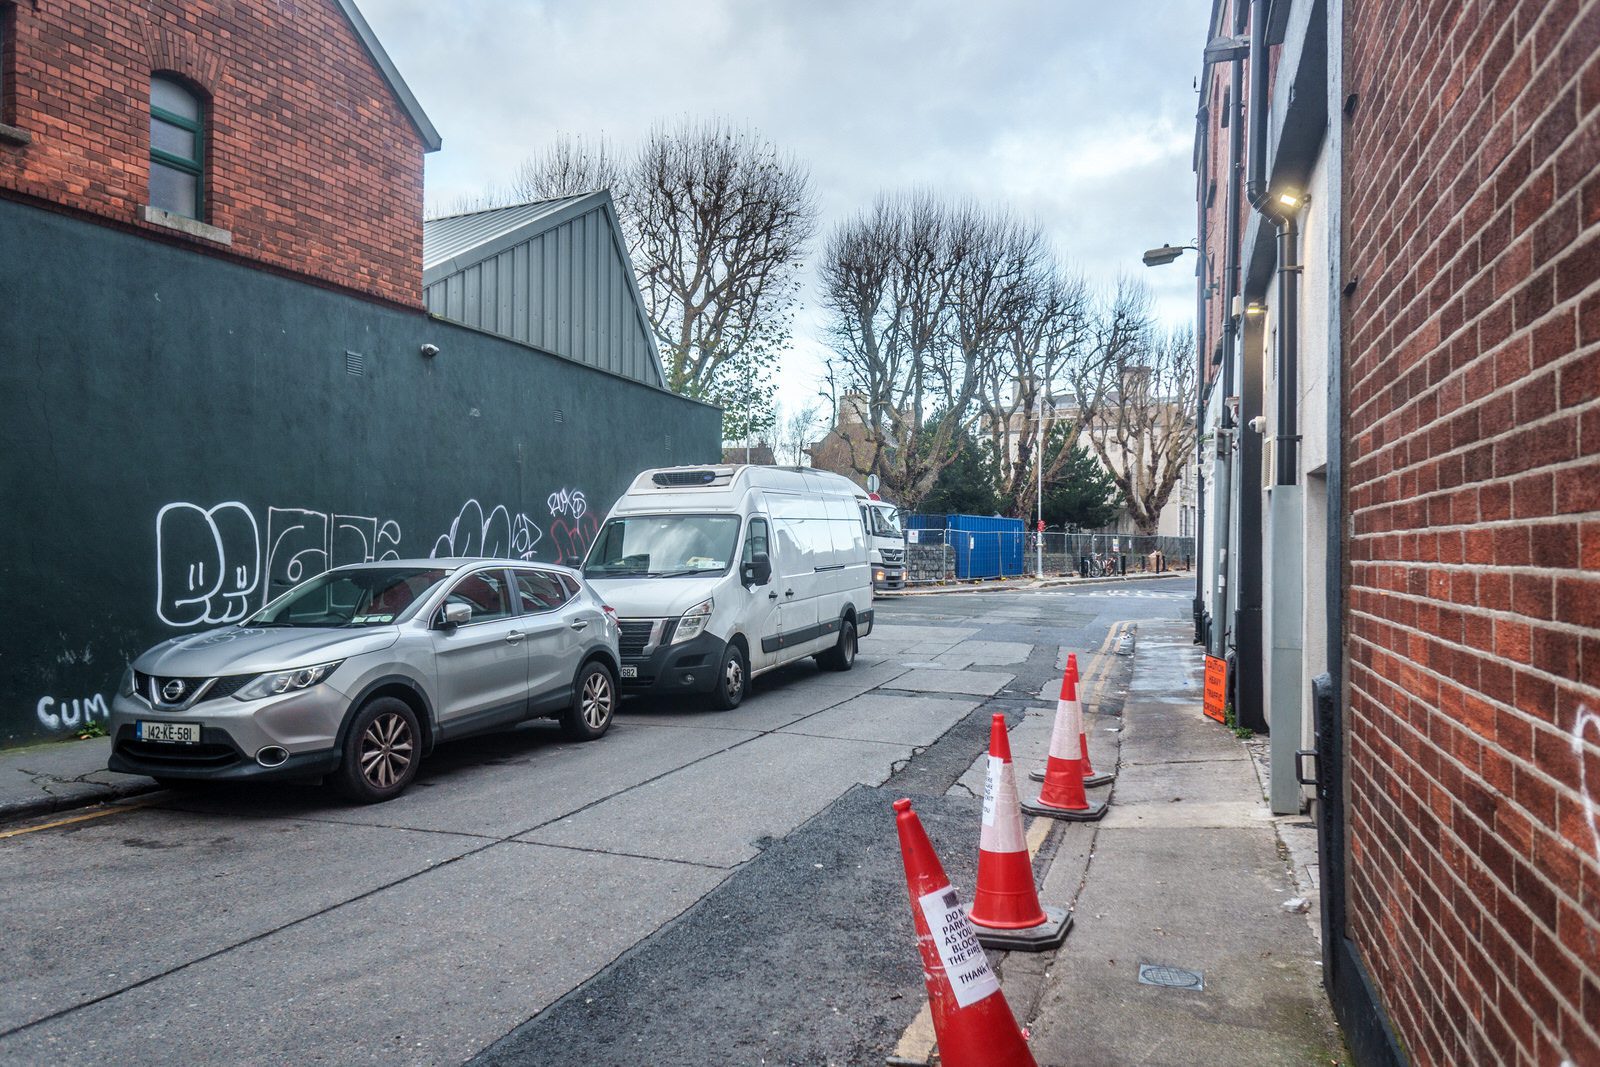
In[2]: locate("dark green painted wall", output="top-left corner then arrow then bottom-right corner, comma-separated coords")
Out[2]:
0,198 -> 721,746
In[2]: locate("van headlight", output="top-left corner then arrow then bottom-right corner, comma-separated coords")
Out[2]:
235,661 -> 343,700
671,599 -> 713,645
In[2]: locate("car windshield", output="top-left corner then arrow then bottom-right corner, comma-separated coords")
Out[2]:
583,515 -> 741,578
869,505 -> 903,538
247,567 -> 450,628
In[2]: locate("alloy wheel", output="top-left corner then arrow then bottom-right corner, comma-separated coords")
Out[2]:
725,656 -> 744,702
582,671 -> 613,729
359,711 -> 413,789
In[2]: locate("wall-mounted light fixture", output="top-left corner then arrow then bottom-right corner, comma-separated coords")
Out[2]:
1245,302 -> 1266,316
420,343 -> 440,358
1276,190 -> 1309,209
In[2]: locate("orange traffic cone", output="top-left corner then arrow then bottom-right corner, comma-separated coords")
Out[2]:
1022,662 -> 1107,821
893,798 -> 1037,1067
1031,653 -> 1112,786
969,714 -> 1072,950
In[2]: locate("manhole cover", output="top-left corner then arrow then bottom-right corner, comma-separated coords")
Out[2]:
1138,963 -> 1204,990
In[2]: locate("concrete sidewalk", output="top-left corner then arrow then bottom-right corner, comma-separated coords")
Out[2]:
1016,621 -> 1341,1066
0,736 -> 157,821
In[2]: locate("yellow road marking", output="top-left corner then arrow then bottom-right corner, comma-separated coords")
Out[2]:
886,1002 -> 937,1066
1025,815 -> 1050,858
0,800 -> 151,840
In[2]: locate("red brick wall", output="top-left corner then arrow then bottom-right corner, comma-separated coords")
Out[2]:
1344,0 -> 1600,1062
0,0 -> 425,306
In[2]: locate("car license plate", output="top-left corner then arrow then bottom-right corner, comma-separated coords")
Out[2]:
138,721 -> 201,744
620,665 -> 638,679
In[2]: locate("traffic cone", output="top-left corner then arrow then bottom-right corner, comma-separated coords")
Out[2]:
1021,662 -> 1107,821
969,714 -> 1072,950
1030,653 -> 1112,787
893,798 -> 1037,1067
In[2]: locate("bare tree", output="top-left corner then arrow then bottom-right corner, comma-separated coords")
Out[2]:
819,193 -> 1044,508
482,123 -> 819,441
771,401 -> 825,466
1080,288 -> 1198,535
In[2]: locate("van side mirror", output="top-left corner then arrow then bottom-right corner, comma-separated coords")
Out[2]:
438,602 -> 472,628
741,553 -> 772,587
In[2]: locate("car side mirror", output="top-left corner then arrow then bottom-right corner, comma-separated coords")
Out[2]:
563,554 -> 583,569
742,553 -> 772,587
439,602 -> 472,628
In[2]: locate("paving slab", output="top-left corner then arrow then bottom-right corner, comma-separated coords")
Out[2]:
932,639 -> 1033,668
1,843 -> 724,1066
0,736 -> 156,820
777,692 -> 980,747
517,732 -> 912,867
887,668 -> 1014,697
0,810 -> 480,1034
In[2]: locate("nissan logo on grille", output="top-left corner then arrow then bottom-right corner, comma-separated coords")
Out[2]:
161,679 -> 188,703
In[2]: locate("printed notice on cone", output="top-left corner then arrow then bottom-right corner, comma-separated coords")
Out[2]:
980,756 -> 1003,826
918,886 -> 1001,1008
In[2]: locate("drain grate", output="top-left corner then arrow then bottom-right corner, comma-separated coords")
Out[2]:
1138,963 -> 1204,990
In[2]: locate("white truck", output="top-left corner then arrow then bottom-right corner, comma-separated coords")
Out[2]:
581,465 -> 875,710
861,498 -> 906,590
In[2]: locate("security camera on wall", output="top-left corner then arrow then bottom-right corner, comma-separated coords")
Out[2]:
420,343 -> 441,358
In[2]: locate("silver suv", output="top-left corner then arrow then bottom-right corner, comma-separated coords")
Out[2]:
108,558 -> 622,802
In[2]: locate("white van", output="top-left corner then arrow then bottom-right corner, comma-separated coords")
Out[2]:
580,465 -> 875,709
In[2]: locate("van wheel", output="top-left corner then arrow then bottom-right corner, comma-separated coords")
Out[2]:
710,642 -> 748,710
335,697 -> 420,804
562,661 -> 616,741
817,619 -> 857,672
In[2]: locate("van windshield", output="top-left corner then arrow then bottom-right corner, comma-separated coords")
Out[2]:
583,515 -> 742,578
868,505 -> 903,538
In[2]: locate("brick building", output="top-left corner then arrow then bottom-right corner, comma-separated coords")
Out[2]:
1189,0 -> 1600,1063
0,0 -> 438,306
0,0 -> 720,747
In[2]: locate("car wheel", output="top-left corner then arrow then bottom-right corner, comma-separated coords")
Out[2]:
818,619 -> 857,672
335,696 -> 420,804
710,641 -> 748,710
562,661 -> 617,741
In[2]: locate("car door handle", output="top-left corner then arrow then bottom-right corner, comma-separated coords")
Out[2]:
768,591 -> 779,600
785,589 -> 795,598
570,620 -> 589,631
505,630 -> 525,644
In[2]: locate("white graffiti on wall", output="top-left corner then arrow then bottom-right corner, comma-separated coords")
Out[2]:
1573,705 -> 1599,860
547,487 -> 588,519
155,502 -> 262,626
37,693 -> 109,730
432,500 -> 542,560
157,502 -> 402,627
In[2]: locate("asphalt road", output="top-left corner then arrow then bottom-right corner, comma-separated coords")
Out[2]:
0,577 -> 1195,1066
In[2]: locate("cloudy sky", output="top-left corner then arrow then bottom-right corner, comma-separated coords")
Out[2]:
361,0 -> 1210,422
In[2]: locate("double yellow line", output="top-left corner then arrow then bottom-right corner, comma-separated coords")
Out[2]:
0,800 -> 153,841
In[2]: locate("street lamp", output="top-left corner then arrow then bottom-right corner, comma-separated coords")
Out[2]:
1142,243 -> 1197,267
1144,240 -> 1207,645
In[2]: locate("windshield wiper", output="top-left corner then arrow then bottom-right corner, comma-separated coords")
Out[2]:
645,568 -> 716,578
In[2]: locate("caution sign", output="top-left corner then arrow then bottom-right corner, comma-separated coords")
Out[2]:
1203,655 -> 1228,723
917,886 -> 1001,1008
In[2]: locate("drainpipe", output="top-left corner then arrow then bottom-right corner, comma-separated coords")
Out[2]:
1192,105 -> 1209,644
1246,0 -> 1301,485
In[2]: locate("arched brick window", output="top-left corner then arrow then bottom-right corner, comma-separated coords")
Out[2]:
149,74 -> 205,219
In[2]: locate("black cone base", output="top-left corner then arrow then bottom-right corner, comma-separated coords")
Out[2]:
1030,768 -> 1114,787
1021,796 -> 1108,821
972,905 -> 1073,951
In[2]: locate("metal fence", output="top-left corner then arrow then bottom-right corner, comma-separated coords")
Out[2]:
901,525 -> 1195,584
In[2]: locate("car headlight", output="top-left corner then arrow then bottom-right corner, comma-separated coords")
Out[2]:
120,665 -> 137,697
671,598 -> 714,645
235,661 -> 343,701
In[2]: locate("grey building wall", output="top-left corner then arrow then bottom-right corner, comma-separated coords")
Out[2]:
0,198 -> 720,746
423,194 -> 667,389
